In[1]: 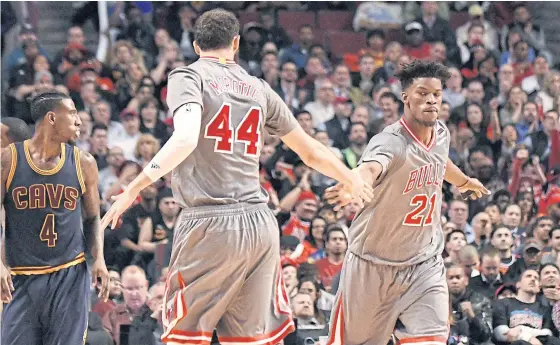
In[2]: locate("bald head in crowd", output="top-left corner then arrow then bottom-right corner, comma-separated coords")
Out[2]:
121,265 -> 149,313
1,117 -> 32,148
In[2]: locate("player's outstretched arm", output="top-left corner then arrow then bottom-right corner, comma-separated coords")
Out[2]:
100,103 -> 202,230
444,158 -> 490,200
79,150 -> 110,301
0,146 -> 14,302
280,126 -> 374,203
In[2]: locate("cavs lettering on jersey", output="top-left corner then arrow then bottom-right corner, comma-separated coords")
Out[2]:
349,119 -> 451,266
166,56 -> 298,209
3,141 -> 86,275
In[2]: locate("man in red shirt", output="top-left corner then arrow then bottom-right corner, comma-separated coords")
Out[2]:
403,22 -> 432,61
315,225 -> 348,292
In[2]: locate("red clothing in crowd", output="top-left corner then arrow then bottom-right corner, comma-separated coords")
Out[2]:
316,258 -> 343,291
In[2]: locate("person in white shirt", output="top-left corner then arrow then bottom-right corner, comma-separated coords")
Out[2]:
110,109 -> 142,160
455,5 -> 499,51
303,77 -> 335,128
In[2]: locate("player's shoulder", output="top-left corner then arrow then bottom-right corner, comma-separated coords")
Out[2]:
74,146 -> 98,171
168,63 -> 200,79
367,128 -> 408,151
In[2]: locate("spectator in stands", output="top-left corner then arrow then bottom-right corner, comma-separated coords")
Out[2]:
403,21 -> 432,61
298,276 -> 334,322
530,216 -> 555,250
357,29 -> 385,72
76,110 -> 92,151
502,204 -> 525,248
171,4 -> 198,62
469,248 -> 504,300
279,186 -> 318,241
3,23 -> 49,81
448,199 -> 473,242
506,239 -> 543,283
258,10 -> 291,49
543,227 -> 560,266
117,6 -> 157,56
111,109 -> 142,160
341,122 -> 367,169
491,227 -> 517,275
444,230 -> 468,264
458,245 -> 481,278
415,1 -> 459,64
351,54 -> 377,97
373,92 -> 401,134
455,4 -> 499,52
260,51 -> 279,88
322,96 -> 353,149
492,268 -> 557,345
458,23 -> 487,65
138,97 -> 170,145
275,60 -> 303,112
539,263 -> 560,306
443,67 -> 466,110
89,123 -> 110,171
447,264 -> 493,345
282,260 -> 299,299
279,24 -> 314,70
315,225 -> 347,292
304,77 -> 335,128
103,265 -> 150,345
134,133 -> 160,168
99,146 -> 125,197
469,212 -> 493,251
331,64 -> 362,105
430,42 -> 447,65
372,42 -> 403,86
291,293 -> 325,327
485,202 -> 503,227
522,55 -> 550,97
93,268 -> 123,319
501,4 -> 548,62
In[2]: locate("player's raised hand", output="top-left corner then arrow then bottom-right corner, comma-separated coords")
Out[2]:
324,183 -> 366,211
91,258 -> 110,302
0,262 -> 14,303
100,189 -> 140,230
345,171 -> 374,203
458,177 -> 491,200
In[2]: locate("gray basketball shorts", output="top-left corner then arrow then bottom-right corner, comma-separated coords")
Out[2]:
161,203 -> 295,345
327,252 -> 449,345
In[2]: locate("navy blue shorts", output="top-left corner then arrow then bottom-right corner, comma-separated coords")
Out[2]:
1,262 -> 90,345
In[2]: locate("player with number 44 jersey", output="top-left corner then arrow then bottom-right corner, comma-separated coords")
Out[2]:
100,8 -> 373,345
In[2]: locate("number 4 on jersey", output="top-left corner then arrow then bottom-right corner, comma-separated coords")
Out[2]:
204,103 -> 261,156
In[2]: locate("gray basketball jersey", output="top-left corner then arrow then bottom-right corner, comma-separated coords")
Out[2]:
348,118 -> 451,266
166,57 -> 298,208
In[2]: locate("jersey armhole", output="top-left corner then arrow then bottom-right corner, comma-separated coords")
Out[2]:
5,143 -> 17,190
73,147 -> 87,195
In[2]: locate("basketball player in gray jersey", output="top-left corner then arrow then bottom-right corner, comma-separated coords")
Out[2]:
101,9 -> 373,345
325,60 -> 490,345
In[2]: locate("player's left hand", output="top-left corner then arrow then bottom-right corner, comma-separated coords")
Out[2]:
100,189 -> 140,230
324,183 -> 366,211
457,177 -> 491,200
91,258 -> 110,302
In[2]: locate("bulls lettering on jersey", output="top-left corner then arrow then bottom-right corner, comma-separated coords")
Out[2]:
348,119 -> 451,266
165,57 -> 298,209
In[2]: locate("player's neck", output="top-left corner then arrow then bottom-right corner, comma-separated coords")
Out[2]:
402,114 -> 434,146
199,48 -> 235,61
28,130 -> 63,160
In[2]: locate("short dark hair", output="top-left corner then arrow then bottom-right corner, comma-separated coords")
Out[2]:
480,246 -> 500,260
446,229 -> 466,243
0,117 -> 32,142
91,123 -> 108,136
194,9 -> 239,51
325,224 -> 347,242
397,60 -> 451,91
379,92 -> 400,104
30,91 -> 71,123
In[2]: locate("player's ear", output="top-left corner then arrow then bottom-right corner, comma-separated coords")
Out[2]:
232,35 -> 240,54
401,92 -> 409,107
47,111 -> 56,125
193,41 -> 201,56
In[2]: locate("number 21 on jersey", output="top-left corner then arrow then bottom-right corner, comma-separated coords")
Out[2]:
204,103 -> 261,156
402,193 -> 437,227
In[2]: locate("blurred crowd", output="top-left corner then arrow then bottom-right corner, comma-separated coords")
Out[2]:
1,1 -> 560,345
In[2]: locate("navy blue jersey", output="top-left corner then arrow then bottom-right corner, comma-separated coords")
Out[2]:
3,141 -> 86,275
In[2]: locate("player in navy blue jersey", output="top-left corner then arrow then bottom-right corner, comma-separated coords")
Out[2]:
0,91 -> 109,345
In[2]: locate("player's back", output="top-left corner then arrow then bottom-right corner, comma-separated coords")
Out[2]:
3,141 -> 86,274
168,57 -> 297,208
349,119 -> 450,266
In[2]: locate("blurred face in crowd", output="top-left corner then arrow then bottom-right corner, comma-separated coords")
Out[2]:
547,73 -> 560,96
128,62 -> 145,82
503,204 -> 522,228
540,264 -> 560,288
147,283 -> 165,316
24,41 -> 39,62
446,266 -> 468,296
295,198 -> 318,221
446,231 -> 467,254
292,293 -> 314,318
260,13 -> 275,29
468,25 -> 485,45
543,111 -> 559,133
78,111 -> 92,140
438,103 -> 450,123
119,163 -> 141,185
333,65 -> 351,88
406,29 -> 423,47
480,254 -> 501,281
140,100 -> 159,123
261,53 -> 278,73
81,82 -> 100,106
385,42 -> 402,64
458,250 -> 480,277
281,62 -> 298,83
514,6 -> 531,25
448,200 -> 468,228
33,55 -> 49,73
430,42 -> 446,63
466,104 -> 484,128
314,131 -> 330,147
499,64 -> 515,86
534,217 -> 554,243
122,114 -> 140,135
522,102 -> 538,123
351,106 -> 370,126
491,227 -> 513,251
122,270 -> 149,312
282,265 -> 298,288
359,55 -> 375,76
326,230 -> 347,256
296,112 -> 313,135
259,144 -> 274,165
509,86 -> 527,107
68,26 -> 85,45
318,207 -> 337,224
310,218 -> 327,243
517,269 -> 540,295
380,95 -> 399,118
306,57 -> 325,77
467,81 -> 484,104
485,204 -> 502,225
316,80 -> 335,104
154,28 -> 170,48
523,245 -> 542,266
299,26 -> 314,46
89,128 -> 108,153
299,281 -> 318,302
108,270 -> 122,298
443,222 -> 458,238
311,45 -> 328,62
502,124 -> 518,144
116,45 -> 133,64
159,196 -> 179,219
516,191 -> 534,216
262,42 -> 278,55
534,56 -> 549,76
550,229 -> 560,252
472,212 -> 492,238
107,146 -> 125,168
140,183 -> 158,201
422,1 -> 439,16
343,200 -> 362,222
92,101 -> 111,125
367,33 -> 385,51
479,58 -> 497,77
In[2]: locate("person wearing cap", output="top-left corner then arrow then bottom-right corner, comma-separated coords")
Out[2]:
403,21 -> 432,61
495,283 -> 517,299
446,264 -> 493,345
3,23 -> 49,79
456,4 -> 499,51
280,189 -> 319,241
112,109 -> 142,160
492,268 -> 557,345
505,239 -> 543,283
